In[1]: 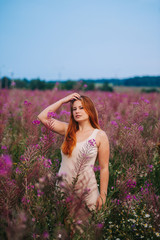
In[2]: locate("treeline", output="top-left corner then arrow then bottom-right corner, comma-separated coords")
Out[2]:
1,76 -> 160,91
0,77 -> 113,91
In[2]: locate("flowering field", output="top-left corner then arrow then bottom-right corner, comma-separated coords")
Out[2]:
0,88 -> 160,240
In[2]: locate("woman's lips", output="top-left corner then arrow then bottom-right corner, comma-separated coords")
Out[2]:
76,115 -> 81,117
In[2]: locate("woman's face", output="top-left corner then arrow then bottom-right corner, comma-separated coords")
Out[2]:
72,100 -> 89,122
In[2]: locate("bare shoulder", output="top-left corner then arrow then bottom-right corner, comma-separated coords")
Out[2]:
96,129 -> 109,147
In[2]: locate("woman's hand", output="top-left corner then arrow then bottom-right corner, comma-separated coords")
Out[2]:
96,194 -> 106,210
62,93 -> 81,104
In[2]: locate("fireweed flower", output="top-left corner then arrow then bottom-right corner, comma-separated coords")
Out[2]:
0,154 -> 12,175
1,145 -> 7,150
124,126 -> 131,130
32,120 -> 41,125
138,126 -> 143,131
43,159 -> 52,168
60,110 -> 70,116
144,99 -> 150,104
147,165 -> 153,172
84,84 -> 88,88
43,231 -> 49,239
11,81 -> 16,86
66,196 -> 73,203
126,179 -> 136,189
132,102 -> 139,105
37,189 -> 44,197
111,121 -> 118,126
144,112 -> 149,117
15,167 -> 21,174
24,100 -> 31,106
97,223 -> 104,229
125,194 -> 132,200
47,111 -> 56,118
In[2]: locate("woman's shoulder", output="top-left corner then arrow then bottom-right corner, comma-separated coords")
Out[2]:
96,129 -> 109,147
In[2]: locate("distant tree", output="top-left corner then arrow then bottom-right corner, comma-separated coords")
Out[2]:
100,82 -> 114,92
1,77 -> 11,88
84,82 -> 95,91
30,79 -> 46,90
45,81 -> 55,90
59,80 -> 76,90
14,79 -> 28,89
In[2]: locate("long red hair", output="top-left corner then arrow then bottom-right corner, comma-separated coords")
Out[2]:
61,95 -> 100,156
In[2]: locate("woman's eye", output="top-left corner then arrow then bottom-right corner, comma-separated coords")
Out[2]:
80,107 -> 83,109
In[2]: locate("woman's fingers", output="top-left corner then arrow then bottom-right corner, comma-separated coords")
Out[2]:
63,92 -> 81,103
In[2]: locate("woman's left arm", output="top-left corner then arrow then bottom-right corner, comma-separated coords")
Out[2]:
96,130 -> 110,210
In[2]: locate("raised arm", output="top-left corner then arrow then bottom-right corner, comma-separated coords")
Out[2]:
37,92 -> 81,136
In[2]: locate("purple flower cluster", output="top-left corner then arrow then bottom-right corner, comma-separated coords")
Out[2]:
47,111 -> 56,118
1,145 -> 7,150
111,121 -> 118,126
0,154 -> 12,176
32,120 -> 41,125
147,164 -> 153,172
22,196 -> 30,204
138,125 -> 143,131
43,158 -> 52,168
27,185 -> 35,190
11,81 -> 16,86
97,223 -> 104,229
126,179 -> 136,189
24,100 -> 31,106
125,194 -> 138,201
90,164 -> 101,171
60,110 -> 70,116
37,189 -> 44,197
88,139 -> 96,146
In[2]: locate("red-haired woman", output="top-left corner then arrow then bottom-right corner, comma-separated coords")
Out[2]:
37,92 -> 109,212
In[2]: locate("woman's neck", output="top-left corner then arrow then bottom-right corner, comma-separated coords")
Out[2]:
78,121 -> 94,132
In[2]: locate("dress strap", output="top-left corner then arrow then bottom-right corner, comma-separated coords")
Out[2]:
91,129 -> 100,140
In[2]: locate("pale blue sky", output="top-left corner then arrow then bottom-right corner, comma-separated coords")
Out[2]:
0,0 -> 160,80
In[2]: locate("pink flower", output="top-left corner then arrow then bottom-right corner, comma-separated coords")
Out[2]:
0,154 -> 12,176
111,121 -> 118,126
125,194 -> 132,200
43,159 -> 52,168
43,231 -> 49,239
47,111 -> 56,118
11,81 -> 16,86
24,100 -> 31,106
15,167 -> 21,174
138,126 -> 143,131
132,102 -> 139,105
97,223 -> 104,229
1,146 -> 7,150
32,120 -> 41,125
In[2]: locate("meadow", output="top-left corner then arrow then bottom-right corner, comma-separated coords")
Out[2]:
0,88 -> 160,240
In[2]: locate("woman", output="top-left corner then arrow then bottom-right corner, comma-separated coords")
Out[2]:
37,92 -> 109,212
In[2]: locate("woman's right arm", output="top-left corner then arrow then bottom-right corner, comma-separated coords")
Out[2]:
37,92 -> 81,136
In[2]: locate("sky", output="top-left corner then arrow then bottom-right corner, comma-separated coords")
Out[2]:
0,0 -> 160,81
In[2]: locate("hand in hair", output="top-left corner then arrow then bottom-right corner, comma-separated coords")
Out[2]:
62,92 -> 81,104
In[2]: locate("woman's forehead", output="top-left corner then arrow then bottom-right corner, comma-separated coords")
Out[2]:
72,100 -> 82,107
